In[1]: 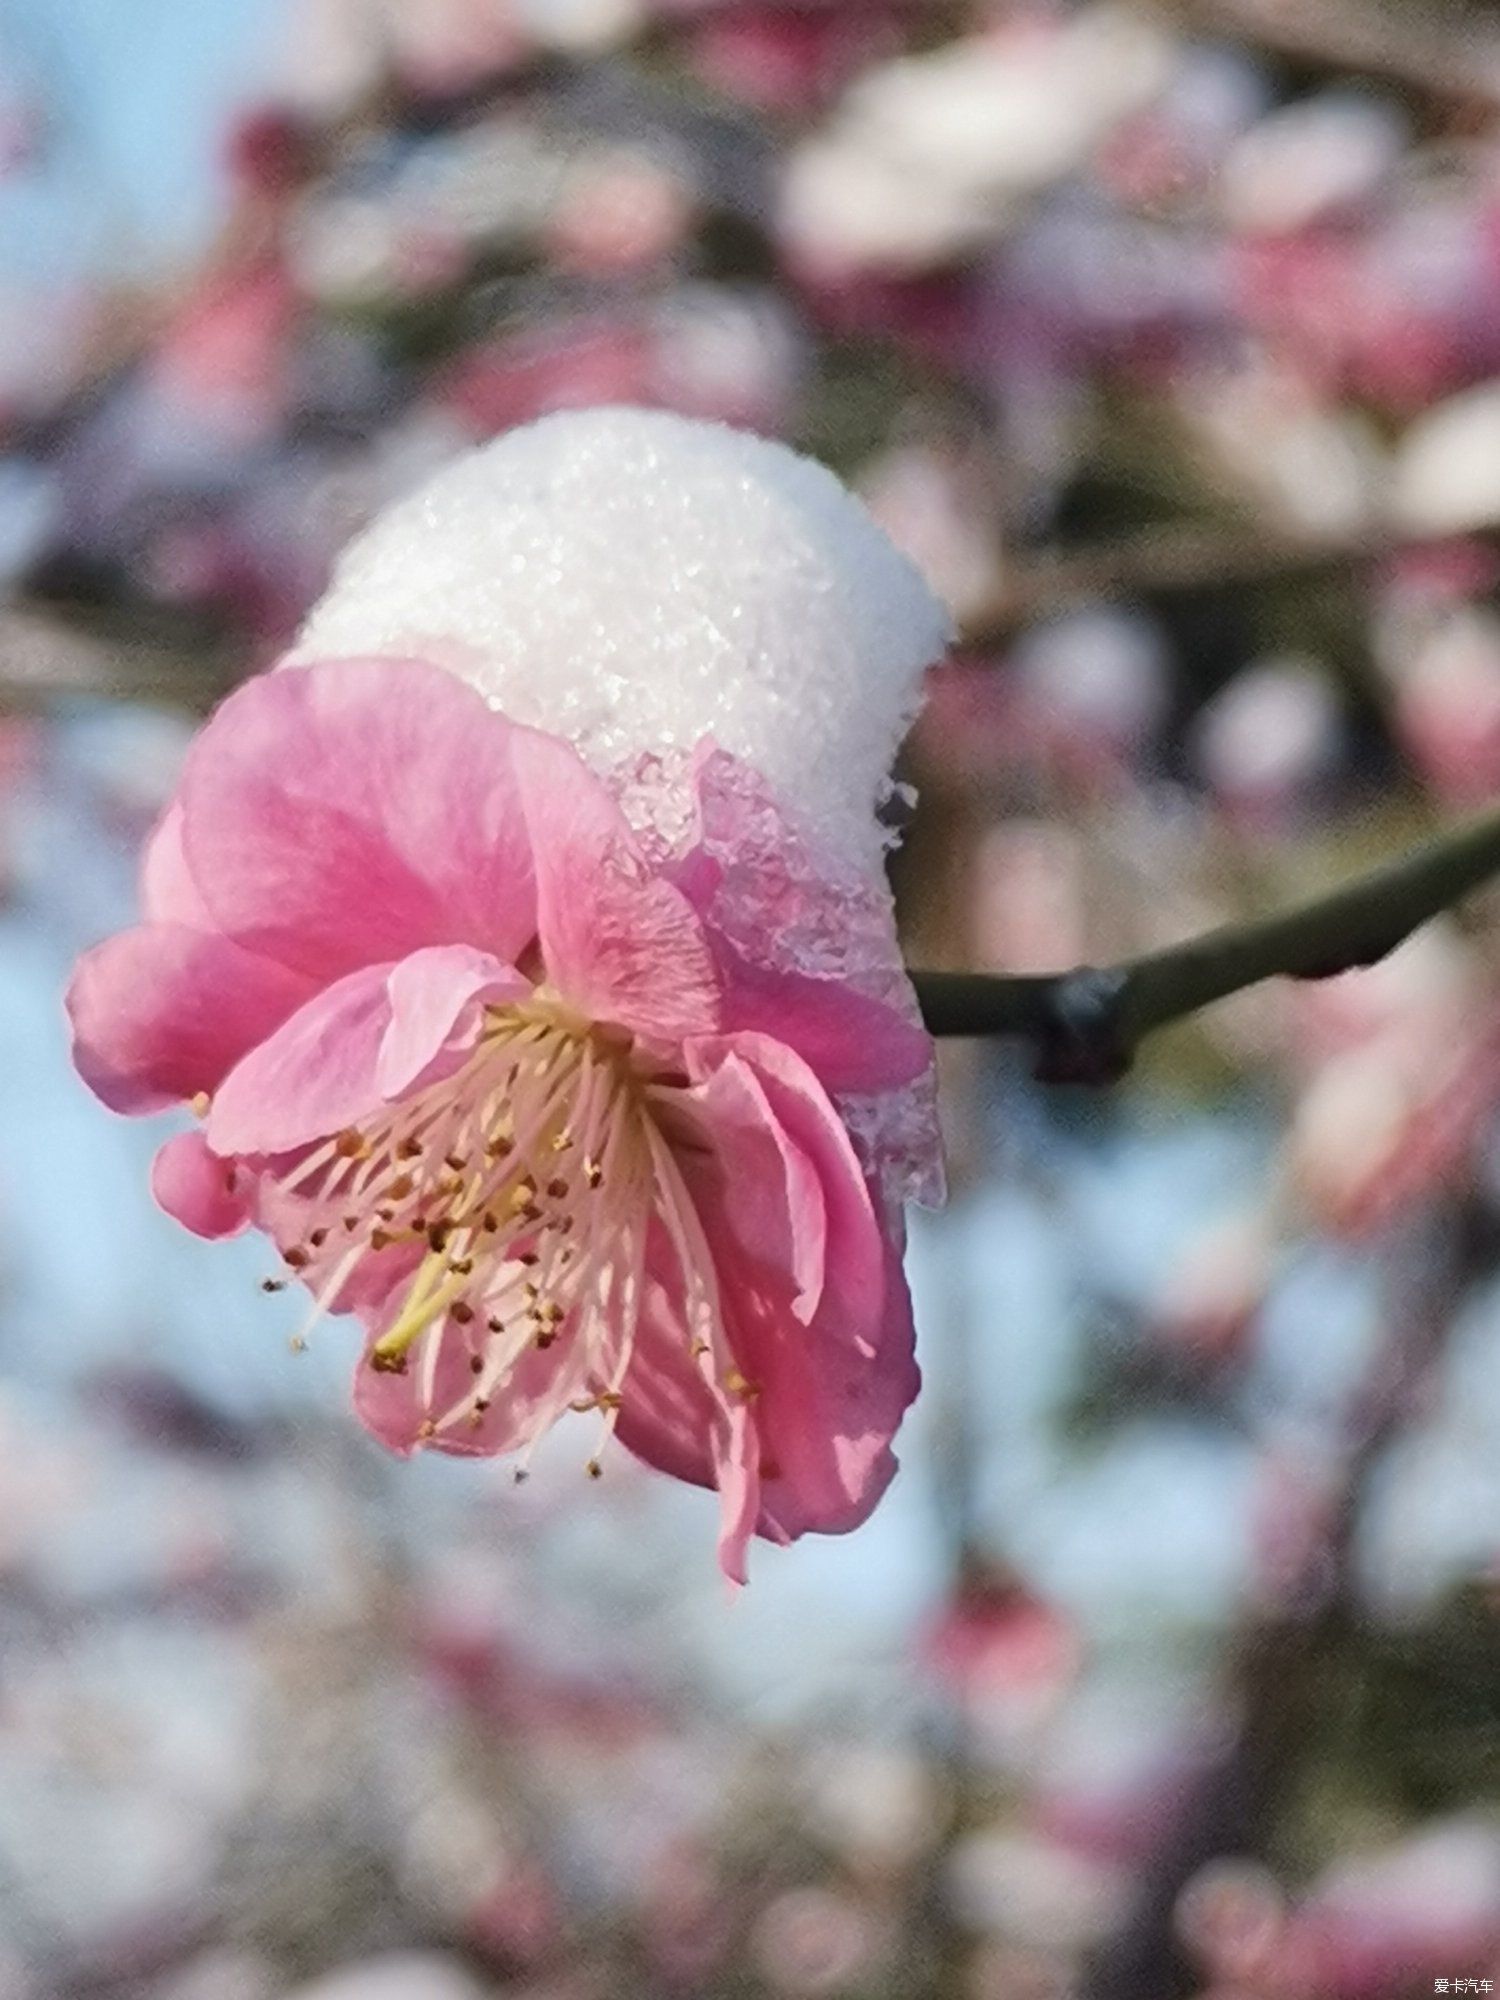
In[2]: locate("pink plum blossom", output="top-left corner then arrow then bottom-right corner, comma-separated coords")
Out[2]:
67,655 -> 933,1582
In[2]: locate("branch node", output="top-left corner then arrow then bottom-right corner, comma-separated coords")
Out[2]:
1031,968 -> 1134,1085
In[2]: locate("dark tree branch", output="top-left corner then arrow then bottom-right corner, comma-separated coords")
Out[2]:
911,802 -> 1500,1080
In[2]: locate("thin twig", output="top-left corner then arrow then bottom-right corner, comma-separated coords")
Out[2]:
0,510 -> 1461,714
911,801 -> 1500,1078
0,610 -> 239,712
964,518 -> 1396,643
1180,0 -> 1500,115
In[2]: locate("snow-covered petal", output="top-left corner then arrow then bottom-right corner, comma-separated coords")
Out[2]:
512,723 -> 721,1044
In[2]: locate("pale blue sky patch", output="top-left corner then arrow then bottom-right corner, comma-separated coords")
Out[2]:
0,0 -> 288,283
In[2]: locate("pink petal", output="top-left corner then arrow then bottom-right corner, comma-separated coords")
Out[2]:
376,944 -> 529,1099
140,800 -> 212,927
352,1319 -> 470,1455
511,725 -> 720,1045
611,1262 -> 765,1583
714,1402 -> 763,1588
150,1130 -> 250,1238
254,1172 -> 423,1314
613,1253 -> 718,1480
210,944 -> 527,1168
179,657 -> 537,983
207,961 -> 395,1156
685,1033 -> 915,1540
67,922 -> 316,1116
333,1238 -> 426,1315
679,1048 -> 828,1323
685,741 -> 944,1205
713,935 -> 933,1095
684,1032 -> 886,1330
354,1314 -> 576,1460
758,1235 -> 917,1547
615,1300 -> 777,1587
619,1042 -> 916,1569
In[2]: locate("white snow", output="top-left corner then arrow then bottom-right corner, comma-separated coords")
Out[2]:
292,404 -> 951,872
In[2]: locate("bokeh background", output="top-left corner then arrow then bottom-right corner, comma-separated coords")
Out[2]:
5,2 -> 1500,1997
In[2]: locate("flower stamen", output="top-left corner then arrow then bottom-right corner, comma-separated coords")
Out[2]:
261,998 -> 678,1466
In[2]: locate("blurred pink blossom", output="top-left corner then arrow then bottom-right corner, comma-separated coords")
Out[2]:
751,1885 -> 882,1998
686,7 -> 899,117
921,1567 -> 1081,1731
440,324 -> 658,438
1284,1818 -> 1500,1999
968,820 -> 1089,976
1176,1858 -> 1288,1987
148,260 -> 299,447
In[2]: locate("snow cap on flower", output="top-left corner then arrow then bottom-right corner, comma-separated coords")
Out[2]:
292,403 -> 952,873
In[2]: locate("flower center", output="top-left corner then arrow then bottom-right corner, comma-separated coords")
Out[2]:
269,996 -> 664,1462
